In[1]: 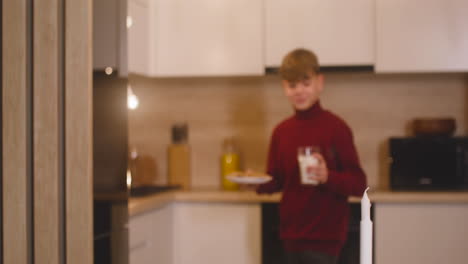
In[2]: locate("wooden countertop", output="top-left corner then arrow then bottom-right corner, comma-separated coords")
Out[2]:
129,188 -> 468,216
129,189 -> 282,216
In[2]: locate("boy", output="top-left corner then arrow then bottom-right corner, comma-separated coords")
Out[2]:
256,48 -> 367,264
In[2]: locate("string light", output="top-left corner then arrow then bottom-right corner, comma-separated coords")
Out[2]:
127,16 -> 133,29
127,85 -> 139,110
105,67 -> 113,75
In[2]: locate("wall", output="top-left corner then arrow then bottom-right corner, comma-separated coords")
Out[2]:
128,73 -> 468,189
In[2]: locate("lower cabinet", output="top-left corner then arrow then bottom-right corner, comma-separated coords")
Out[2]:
173,202 -> 261,264
129,202 -> 261,264
375,203 -> 468,264
130,201 -> 468,264
129,204 -> 174,264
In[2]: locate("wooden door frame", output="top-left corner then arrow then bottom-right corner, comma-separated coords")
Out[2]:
2,0 -> 93,263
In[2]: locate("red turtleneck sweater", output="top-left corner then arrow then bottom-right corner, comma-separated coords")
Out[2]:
257,101 -> 367,256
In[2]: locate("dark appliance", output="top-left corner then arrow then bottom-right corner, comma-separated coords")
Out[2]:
261,203 -> 371,264
93,71 -> 129,264
389,136 -> 468,191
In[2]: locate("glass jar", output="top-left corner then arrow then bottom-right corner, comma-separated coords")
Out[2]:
220,138 -> 240,191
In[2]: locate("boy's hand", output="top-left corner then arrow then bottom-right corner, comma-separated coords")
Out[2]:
311,153 -> 329,184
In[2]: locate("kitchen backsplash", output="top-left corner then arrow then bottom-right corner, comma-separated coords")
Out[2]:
128,72 -> 468,189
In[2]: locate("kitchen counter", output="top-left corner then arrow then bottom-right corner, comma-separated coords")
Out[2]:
128,188 -> 468,216
129,189 -> 280,216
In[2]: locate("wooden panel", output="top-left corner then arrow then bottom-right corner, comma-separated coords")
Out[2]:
65,0 -> 93,263
33,0 -> 60,263
128,73 -> 468,189
2,0 -> 30,263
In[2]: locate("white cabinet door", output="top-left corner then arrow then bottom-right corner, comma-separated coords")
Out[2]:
376,0 -> 468,72
173,203 -> 261,264
265,0 -> 375,67
129,211 -> 152,264
375,203 -> 468,264
128,0 -> 151,76
129,204 -> 174,264
149,0 -> 263,77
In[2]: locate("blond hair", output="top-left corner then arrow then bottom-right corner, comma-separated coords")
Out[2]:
279,48 -> 320,82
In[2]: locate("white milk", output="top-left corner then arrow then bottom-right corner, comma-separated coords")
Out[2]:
298,154 -> 319,185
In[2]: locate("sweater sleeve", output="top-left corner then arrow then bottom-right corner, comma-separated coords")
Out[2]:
257,129 -> 284,194
323,122 -> 367,197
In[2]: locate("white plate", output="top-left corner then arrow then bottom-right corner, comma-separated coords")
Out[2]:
226,175 -> 272,184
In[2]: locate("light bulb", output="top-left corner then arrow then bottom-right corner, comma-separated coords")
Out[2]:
126,169 -> 132,189
105,67 -> 113,75
128,94 -> 139,109
127,85 -> 139,110
127,16 -> 133,29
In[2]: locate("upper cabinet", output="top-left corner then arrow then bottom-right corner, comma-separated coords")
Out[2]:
376,0 -> 468,73
128,0 -> 150,76
265,0 -> 375,67
93,0 -> 128,76
124,0 -> 468,76
128,0 -> 263,77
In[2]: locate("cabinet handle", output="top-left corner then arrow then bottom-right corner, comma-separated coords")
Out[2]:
130,240 -> 149,251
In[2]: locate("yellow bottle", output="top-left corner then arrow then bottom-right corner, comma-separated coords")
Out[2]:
167,123 -> 191,189
221,138 -> 240,191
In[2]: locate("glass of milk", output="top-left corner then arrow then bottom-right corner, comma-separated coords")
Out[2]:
297,146 -> 320,185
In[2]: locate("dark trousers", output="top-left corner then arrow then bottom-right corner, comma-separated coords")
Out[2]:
285,250 -> 338,264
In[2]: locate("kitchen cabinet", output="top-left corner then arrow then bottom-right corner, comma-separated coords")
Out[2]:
375,203 -> 468,264
128,0 -> 150,76
129,204 -> 174,264
173,202 -> 261,264
174,203 -> 261,264
129,202 -> 261,264
265,0 -> 375,67
93,0 -> 128,76
127,0 -> 263,77
376,0 -> 468,72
